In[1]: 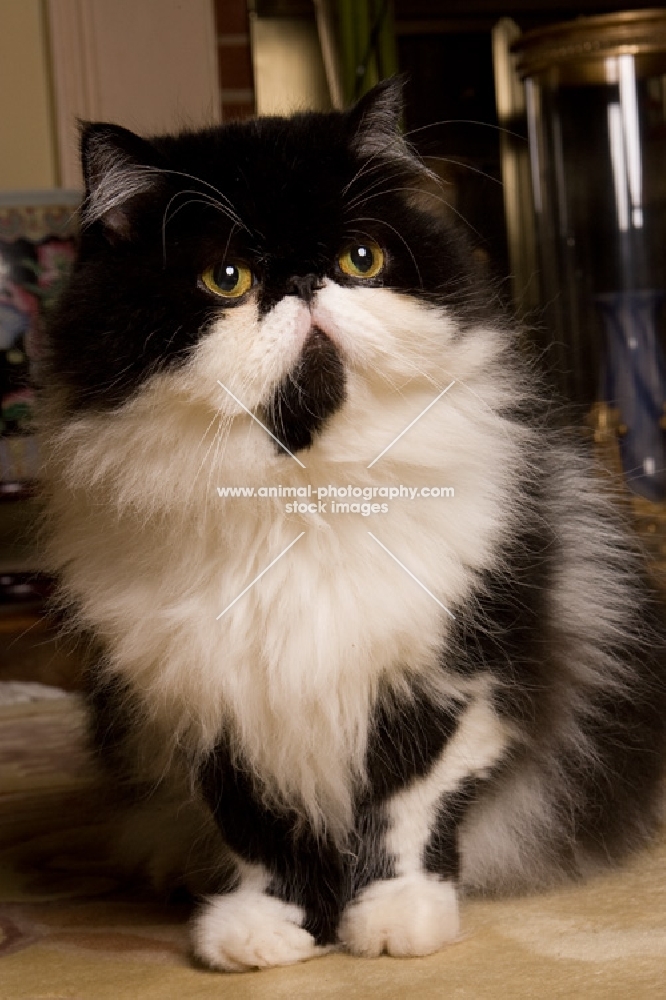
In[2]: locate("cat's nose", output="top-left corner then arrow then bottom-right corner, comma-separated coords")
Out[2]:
287,274 -> 322,303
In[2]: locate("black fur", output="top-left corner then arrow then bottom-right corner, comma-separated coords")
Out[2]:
200,747 -> 344,944
424,778 -> 479,880
263,326 -> 346,454
365,683 -> 462,799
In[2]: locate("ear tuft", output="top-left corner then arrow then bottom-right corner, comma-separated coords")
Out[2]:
80,123 -> 160,238
347,77 -> 405,158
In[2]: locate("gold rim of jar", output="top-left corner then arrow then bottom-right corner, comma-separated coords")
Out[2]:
512,9 -> 666,84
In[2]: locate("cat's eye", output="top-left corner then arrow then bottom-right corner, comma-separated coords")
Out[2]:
201,261 -> 253,300
338,242 -> 384,280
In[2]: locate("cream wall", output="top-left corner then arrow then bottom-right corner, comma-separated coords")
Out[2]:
0,0 -> 58,190
251,17 -> 331,115
48,0 -> 221,188
0,0 -> 221,193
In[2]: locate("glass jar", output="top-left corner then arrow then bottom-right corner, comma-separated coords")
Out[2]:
514,11 -> 666,505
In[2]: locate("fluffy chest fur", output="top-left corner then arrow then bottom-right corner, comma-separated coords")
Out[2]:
45,294 -> 523,831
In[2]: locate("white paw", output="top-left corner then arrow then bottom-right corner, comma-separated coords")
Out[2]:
339,874 -> 460,958
192,888 -> 324,971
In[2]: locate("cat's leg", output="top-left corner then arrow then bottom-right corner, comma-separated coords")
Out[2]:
192,750 -> 344,971
339,691 -> 510,958
90,671 -> 331,969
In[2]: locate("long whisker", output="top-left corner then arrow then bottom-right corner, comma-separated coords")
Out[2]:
341,136 -> 435,199
344,163 -> 416,213
163,190 -> 244,231
403,120 -> 528,143
133,165 -> 248,229
423,155 -> 503,187
352,186 -> 486,244
341,144 -> 403,197
161,192 -> 243,263
194,406 -> 228,483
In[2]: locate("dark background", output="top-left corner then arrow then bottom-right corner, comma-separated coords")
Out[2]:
255,1 -> 659,282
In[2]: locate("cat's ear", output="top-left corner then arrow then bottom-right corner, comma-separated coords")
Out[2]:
80,122 -> 162,240
347,77 -> 405,158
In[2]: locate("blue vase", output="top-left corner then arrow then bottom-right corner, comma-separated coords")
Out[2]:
595,290 -> 666,502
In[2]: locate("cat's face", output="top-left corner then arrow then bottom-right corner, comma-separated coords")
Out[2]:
47,81 -> 490,459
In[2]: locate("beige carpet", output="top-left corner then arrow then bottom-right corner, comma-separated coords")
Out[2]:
1,692 -> 665,1000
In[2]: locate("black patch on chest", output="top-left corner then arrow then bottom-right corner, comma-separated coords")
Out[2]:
262,326 -> 346,454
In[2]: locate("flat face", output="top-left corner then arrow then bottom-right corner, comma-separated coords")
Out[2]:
45,95 -> 490,456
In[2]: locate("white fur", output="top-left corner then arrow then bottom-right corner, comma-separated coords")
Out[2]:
193,863 -> 324,971
388,695 -> 511,877
43,283 -> 529,840
338,873 -> 459,957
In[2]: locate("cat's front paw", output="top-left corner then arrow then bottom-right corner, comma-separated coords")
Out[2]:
339,873 -> 460,958
192,888 -> 324,971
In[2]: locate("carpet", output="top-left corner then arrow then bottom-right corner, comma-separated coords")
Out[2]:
0,692 -> 665,999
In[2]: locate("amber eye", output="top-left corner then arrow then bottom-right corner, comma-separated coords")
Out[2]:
201,261 -> 253,299
338,242 -> 384,280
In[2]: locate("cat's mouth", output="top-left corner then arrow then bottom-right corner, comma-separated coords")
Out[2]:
261,326 -> 347,455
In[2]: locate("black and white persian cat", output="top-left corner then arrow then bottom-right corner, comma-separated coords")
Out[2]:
40,81 -> 666,971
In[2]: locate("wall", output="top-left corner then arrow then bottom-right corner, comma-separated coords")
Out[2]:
251,17 -> 330,115
48,0 -> 221,189
0,0 -> 222,193
0,0 -> 58,190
